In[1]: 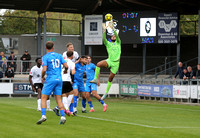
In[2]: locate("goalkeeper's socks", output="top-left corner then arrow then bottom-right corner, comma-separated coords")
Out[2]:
73,96 -> 78,108
106,81 -> 112,93
41,108 -> 46,116
82,99 -> 86,108
94,67 -> 100,79
88,101 -> 93,109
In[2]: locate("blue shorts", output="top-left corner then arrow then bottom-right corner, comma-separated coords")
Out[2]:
73,82 -> 85,92
85,83 -> 97,93
42,79 -> 62,95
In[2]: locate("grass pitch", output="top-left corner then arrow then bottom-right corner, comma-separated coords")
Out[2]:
0,97 -> 200,138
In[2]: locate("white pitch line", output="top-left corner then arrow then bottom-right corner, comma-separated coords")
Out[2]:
78,115 -> 200,129
130,104 -> 200,112
25,107 -> 200,129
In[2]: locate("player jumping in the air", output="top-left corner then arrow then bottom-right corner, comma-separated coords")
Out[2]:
29,58 -> 52,112
36,41 -> 68,125
85,55 -> 107,112
90,22 -> 121,100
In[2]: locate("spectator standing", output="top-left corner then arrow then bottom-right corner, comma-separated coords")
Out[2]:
187,66 -> 195,79
0,70 -> 3,82
20,50 -> 31,73
7,51 -> 17,72
0,52 -> 8,72
173,62 -> 184,80
182,68 -> 189,84
196,64 -> 200,79
5,65 -> 14,82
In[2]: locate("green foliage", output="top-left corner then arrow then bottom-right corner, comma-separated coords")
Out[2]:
180,15 -> 198,35
0,10 -> 82,35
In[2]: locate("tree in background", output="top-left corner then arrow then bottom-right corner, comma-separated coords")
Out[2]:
180,15 -> 198,35
0,10 -> 82,35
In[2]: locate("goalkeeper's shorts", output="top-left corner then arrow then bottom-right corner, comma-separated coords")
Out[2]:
106,59 -> 120,74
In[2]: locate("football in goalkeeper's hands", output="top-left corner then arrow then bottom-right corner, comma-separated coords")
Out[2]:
105,13 -> 113,21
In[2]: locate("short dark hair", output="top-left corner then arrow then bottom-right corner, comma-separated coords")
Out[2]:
46,41 -> 54,50
35,57 -> 41,62
80,55 -> 87,59
66,42 -> 73,48
67,51 -> 73,57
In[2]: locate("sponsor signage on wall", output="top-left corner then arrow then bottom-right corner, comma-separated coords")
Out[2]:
13,83 -> 34,94
158,13 -> 178,44
84,15 -> 103,45
120,84 -> 137,95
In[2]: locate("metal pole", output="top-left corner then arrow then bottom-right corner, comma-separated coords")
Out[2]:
198,10 -> 200,64
88,46 -> 92,57
43,13 -> 47,55
143,44 -> 146,74
81,14 -> 85,56
177,43 -> 180,63
37,16 -> 42,56
60,19 -> 62,36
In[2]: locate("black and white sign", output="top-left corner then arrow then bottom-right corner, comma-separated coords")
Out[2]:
140,18 -> 156,36
84,15 -> 103,45
158,13 -> 178,44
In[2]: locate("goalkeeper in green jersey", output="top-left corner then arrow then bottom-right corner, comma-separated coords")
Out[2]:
90,22 -> 121,100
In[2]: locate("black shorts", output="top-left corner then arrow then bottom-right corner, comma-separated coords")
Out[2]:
34,83 -> 43,92
62,81 -> 73,94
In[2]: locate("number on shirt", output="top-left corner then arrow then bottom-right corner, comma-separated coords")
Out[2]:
51,59 -> 60,68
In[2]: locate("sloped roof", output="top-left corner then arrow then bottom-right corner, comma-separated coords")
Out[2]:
0,0 -> 199,14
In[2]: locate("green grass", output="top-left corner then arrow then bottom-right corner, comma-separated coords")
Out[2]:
0,97 -> 200,137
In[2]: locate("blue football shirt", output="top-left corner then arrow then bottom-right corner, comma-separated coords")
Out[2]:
42,52 -> 66,80
86,63 -> 96,83
74,62 -> 85,83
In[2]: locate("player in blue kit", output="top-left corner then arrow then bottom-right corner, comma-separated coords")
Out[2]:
73,56 -> 88,114
85,55 -> 107,112
36,41 -> 68,125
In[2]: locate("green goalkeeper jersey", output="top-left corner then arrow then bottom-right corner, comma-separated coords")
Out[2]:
103,30 -> 121,62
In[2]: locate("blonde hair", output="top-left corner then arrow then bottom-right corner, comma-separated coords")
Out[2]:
66,42 -> 73,48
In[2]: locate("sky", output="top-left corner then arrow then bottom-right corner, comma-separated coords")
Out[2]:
0,9 -> 7,15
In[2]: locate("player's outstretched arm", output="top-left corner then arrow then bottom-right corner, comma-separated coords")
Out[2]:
102,23 -> 108,45
114,30 -> 120,43
109,22 -> 120,43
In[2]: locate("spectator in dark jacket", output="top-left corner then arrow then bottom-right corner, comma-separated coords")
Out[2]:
182,68 -> 189,85
0,70 -> 3,82
7,51 -> 17,72
173,62 -> 184,80
187,66 -> 195,79
5,65 -> 14,82
196,64 -> 200,79
20,50 -> 31,73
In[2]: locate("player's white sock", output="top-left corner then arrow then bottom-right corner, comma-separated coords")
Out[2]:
37,99 -> 41,109
103,103 -> 106,106
62,97 -> 68,110
74,107 -> 77,112
82,107 -> 86,111
47,99 -> 50,109
66,94 -> 74,109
